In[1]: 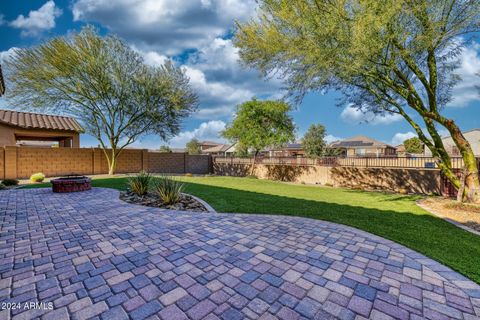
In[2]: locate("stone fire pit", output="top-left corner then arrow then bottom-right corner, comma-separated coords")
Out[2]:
51,176 -> 92,193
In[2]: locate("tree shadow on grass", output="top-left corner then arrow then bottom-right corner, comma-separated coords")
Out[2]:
180,181 -> 480,284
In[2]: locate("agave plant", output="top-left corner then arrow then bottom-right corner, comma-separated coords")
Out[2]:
154,175 -> 184,205
127,171 -> 151,196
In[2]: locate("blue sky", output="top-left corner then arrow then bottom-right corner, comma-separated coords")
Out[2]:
0,1 -> 479,149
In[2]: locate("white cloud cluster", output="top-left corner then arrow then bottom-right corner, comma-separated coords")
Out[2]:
340,104 -> 403,125
325,134 -> 344,144
168,120 -> 227,147
0,47 -> 18,64
449,43 -> 480,107
10,1 -> 62,37
72,0 -> 256,55
390,132 -> 417,146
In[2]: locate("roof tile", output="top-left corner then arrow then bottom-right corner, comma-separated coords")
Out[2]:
0,109 -> 83,132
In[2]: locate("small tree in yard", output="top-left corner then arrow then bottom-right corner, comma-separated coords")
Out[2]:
5,26 -> 197,175
302,124 -> 327,158
159,145 -> 172,153
222,99 -> 296,175
404,137 -> 424,154
186,138 -> 202,155
235,0 -> 480,202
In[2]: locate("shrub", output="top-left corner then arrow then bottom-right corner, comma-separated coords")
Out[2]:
154,176 -> 184,205
246,175 -> 258,179
1,179 -> 19,186
30,173 -> 45,183
0,183 -> 6,190
128,171 -> 151,196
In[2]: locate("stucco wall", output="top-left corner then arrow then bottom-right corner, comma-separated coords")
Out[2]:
213,162 -> 441,195
0,147 -> 211,179
424,130 -> 480,156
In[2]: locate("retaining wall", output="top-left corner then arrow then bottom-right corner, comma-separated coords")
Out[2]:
213,162 -> 441,195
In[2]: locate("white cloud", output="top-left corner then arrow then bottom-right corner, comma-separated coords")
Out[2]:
10,1 -> 62,37
139,50 -> 169,67
72,0 -> 256,55
325,134 -> 344,144
390,132 -> 417,146
340,104 -> 403,125
0,47 -> 18,64
448,43 -> 480,107
168,120 -> 227,147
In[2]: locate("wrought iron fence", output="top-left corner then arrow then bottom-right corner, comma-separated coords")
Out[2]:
213,156 -> 477,170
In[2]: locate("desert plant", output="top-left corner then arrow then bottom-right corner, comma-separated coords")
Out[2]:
30,173 -> 45,183
1,179 -> 19,186
154,176 -> 184,205
127,171 -> 151,196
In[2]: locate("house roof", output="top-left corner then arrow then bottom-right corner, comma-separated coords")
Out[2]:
331,135 -> 394,149
0,65 -> 5,96
201,140 -> 223,146
0,109 -> 84,132
202,144 -> 231,153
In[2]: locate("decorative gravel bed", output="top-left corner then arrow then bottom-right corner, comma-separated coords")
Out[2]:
418,197 -> 480,232
119,190 -> 209,212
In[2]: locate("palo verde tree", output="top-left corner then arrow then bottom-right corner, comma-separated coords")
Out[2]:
5,26 -> 197,174
222,99 -> 296,174
302,124 -> 328,158
235,0 -> 480,202
404,137 -> 424,154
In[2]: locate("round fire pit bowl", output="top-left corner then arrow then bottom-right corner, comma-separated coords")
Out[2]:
51,176 -> 92,193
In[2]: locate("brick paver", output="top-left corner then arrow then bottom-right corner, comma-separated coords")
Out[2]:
1,188 -> 480,319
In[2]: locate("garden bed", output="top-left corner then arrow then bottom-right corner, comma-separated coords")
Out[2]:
120,191 -> 210,212
418,198 -> 480,232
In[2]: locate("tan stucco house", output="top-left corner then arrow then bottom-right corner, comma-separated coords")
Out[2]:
0,109 -> 83,147
331,135 -> 397,157
424,129 -> 480,156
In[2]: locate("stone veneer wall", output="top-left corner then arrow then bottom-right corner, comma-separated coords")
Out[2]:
0,147 -> 211,179
213,162 -> 441,195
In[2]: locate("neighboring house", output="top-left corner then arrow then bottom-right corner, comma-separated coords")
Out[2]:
330,135 -> 397,157
424,128 -> 480,157
200,141 -> 223,151
268,143 -> 305,157
0,109 -> 83,147
202,143 -> 233,156
396,144 -> 406,156
0,65 -> 5,97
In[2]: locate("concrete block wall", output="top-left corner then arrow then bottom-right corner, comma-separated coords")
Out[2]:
213,162 -> 442,195
0,147 -> 211,179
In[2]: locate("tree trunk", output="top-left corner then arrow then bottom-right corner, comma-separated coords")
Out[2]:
250,151 -> 258,176
442,121 -> 480,203
108,149 -> 117,175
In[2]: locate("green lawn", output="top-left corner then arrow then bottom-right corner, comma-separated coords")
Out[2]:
25,175 -> 480,284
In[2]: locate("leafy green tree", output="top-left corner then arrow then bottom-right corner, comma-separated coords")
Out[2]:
302,124 -> 327,158
235,0 -> 480,202
404,137 -> 424,154
159,145 -> 172,153
5,26 -> 197,175
186,138 -> 202,155
222,99 -> 296,174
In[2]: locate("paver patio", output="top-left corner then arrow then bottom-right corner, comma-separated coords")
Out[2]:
1,188 -> 480,320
